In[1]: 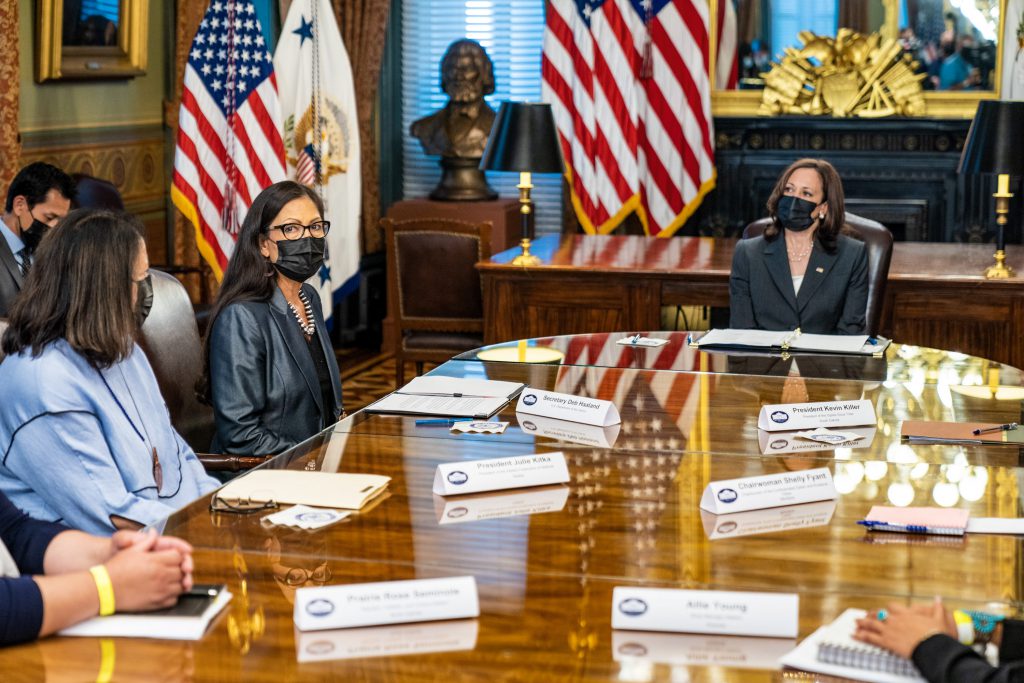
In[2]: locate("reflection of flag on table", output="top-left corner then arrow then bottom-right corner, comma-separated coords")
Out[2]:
275,0 -> 361,325
542,0 -> 715,237
172,0 -> 287,278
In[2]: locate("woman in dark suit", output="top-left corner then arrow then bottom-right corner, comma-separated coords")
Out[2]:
201,181 -> 343,455
729,158 -> 868,334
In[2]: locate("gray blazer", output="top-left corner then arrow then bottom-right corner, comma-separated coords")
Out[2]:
208,284 -> 343,455
729,233 -> 868,334
0,234 -> 24,318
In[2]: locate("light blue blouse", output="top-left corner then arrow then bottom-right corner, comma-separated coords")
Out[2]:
0,340 -> 219,534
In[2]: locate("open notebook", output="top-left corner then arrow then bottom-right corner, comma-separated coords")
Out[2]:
692,329 -> 890,355
365,376 -> 526,419
780,608 -> 925,682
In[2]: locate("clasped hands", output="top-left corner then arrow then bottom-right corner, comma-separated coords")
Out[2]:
104,529 -> 195,611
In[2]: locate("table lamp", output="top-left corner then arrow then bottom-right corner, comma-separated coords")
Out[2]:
480,101 -> 565,266
958,101 -> 1024,279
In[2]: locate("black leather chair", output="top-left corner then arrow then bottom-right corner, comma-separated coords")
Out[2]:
742,212 -> 893,336
382,217 -> 492,387
71,174 -> 125,211
139,270 -> 266,472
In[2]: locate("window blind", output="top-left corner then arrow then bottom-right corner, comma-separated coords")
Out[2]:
400,0 -> 564,234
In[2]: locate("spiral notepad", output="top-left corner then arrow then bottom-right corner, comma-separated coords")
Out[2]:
860,506 -> 969,536
780,609 -> 925,682
817,640 -> 918,677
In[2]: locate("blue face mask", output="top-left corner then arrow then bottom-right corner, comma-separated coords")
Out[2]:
776,195 -> 818,232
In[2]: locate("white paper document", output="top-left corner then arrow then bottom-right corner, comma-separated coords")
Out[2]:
432,452 -> 570,496
699,468 -> 837,514
967,517 -> 1024,535
616,336 -> 670,347
611,587 -> 799,638
294,576 -> 479,631
757,400 -> 876,432
365,376 -> 525,419
295,619 -> 479,662
433,486 -> 570,524
515,388 -> 620,426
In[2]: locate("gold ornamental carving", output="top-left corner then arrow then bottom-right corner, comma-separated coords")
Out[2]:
759,29 -> 926,118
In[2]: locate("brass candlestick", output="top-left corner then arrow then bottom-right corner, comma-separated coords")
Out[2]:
986,173 -> 1015,279
511,171 -> 541,267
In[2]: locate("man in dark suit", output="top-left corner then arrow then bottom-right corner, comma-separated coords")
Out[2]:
0,162 -> 75,317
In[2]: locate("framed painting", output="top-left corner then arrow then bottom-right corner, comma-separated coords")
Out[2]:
36,0 -> 148,82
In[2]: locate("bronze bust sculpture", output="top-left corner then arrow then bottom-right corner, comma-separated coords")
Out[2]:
411,39 -> 498,201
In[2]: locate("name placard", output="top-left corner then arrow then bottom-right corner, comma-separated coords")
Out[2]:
611,631 -> 796,670
516,388 -> 620,426
757,399 -> 875,432
700,500 -> 837,540
517,413 -> 621,448
758,426 -> 876,455
432,452 -> 570,496
294,576 -> 479,632
296,619 -> 479,662
699,468 -> 837,514
434,486 -> 570,524
611,587 -> 799,638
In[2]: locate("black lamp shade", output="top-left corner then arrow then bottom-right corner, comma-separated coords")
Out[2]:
958,101 -> 1024,176
480,101 -> 565,174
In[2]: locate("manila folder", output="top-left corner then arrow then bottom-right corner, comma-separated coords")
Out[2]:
216,471 -> 390,510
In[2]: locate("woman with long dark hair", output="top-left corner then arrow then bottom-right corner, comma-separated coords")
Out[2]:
201,181 -> 343,456
729,158 -> 869,334
0,209 -> 218,534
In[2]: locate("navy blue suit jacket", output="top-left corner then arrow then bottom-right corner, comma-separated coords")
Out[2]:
729,233 -> 868,335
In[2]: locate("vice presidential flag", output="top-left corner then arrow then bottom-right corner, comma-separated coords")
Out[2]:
172,0 -> 287,278
542,0 -> 716,237
275,0 -> 361,324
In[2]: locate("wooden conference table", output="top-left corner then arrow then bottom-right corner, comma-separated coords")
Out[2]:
5,332 -> 1024,681
478,235 -> 1024,369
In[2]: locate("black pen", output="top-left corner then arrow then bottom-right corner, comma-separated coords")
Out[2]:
973,422 -> 1018,435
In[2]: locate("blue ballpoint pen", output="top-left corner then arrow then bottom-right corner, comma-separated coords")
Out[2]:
415,418 -> 464,426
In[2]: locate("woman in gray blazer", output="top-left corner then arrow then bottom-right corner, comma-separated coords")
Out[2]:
200,181 -> 343,456
729,158 -> 868,335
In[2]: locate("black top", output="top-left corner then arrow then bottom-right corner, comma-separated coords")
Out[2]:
305,328 -> 335,428
913,622 -> 1024,682
0,491 -> 67,644
729,233 -> 869,334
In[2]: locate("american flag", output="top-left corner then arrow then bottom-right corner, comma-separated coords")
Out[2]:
171,0 -> 287,278
542,0 -> 716,237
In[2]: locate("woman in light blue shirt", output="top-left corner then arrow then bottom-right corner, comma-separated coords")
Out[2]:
0,209 -> 218,534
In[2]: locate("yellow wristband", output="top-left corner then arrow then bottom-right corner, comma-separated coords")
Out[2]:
89,565 -> 116,617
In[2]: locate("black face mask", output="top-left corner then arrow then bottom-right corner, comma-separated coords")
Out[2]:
20,217 -> 50,253
272,237 -> 326,283
136,274 -> 154,328
776,195 -> 819,232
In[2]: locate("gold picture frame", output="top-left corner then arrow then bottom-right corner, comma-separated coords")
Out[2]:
709,0 -> 1007,119
36,0 -> 148,82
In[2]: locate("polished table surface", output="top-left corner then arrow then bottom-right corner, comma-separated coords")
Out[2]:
4,335 -> 1024,681
478,234 -> 1024,368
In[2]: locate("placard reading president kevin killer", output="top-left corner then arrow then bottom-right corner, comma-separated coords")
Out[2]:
757,399 -> 875,432
433,452 -> 570,496
699,468 -> 837,514
516,388 -> 620,426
